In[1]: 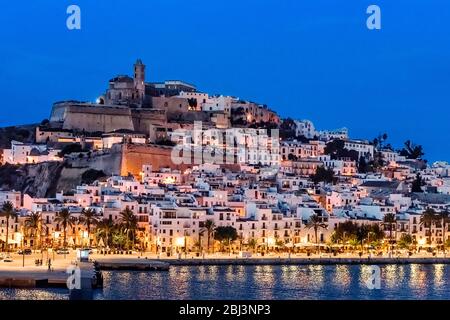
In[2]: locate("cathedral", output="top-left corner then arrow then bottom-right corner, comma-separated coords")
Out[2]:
101,59 -> 196,108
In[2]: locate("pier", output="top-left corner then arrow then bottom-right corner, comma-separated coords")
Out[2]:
93,257 -> 170,271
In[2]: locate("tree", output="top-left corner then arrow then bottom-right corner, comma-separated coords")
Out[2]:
81,169 -> 106,184
1,201 -> 17,252
332,221 -> 359,244
355,225 -> 369,252
279,118 -> 297,140
371,151 -> 385,170
197,228 -> 205,254
25,212 -> 43,251
324,139 -> 359,161
80,208 -> 98,247
373,133 -> 388,149
420,208 -> 437,245
411,173 -> 425,193
397,234 -> 413,250
204,219 -> 216,253
399,140 -> 424,159
287,153 -> 298,161
112,230 -> 127,249
248,238 -> 257,252
96,218 -> 115,248
438,210 -> 450,254
311,166 -> 336,184
306,214 -> 328,254
119,208 -> 138,250
54,209 -> 73,250
58,143 -> 83,157
367,224 -> 384,244
358,157 -> 369,173
214,226 -> 238,254
383,213 -> 396,254
187,98 -> 198,109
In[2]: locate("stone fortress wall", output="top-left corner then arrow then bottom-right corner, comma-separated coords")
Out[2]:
120,143 -> 188,178
51,102 -> 134,132
50,102 -> 167,134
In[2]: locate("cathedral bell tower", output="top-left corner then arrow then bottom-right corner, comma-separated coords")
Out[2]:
134,59 -> 145,102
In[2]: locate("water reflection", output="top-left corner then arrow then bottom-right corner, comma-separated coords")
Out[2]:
333,265 -> 350,289
434,264 -> 444,288
1,264 -> 450,300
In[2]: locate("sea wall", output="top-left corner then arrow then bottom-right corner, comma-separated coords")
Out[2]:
158,257 -> 450,266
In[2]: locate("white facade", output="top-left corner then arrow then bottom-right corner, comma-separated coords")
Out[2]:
344,140 -> 374,160
2,140 -> 61,164
294,120 -> 317,139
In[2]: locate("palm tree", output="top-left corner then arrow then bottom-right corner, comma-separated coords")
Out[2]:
119,208 -> 138,250
96,218 -> 115,249
306,214 -> 327,254
439,210 -> 450,254
80,208 -> 98,247
383,213 -> 396,254
1,201 -> 17,252
54,209 -> 73,250
70,216 -> 79,246
197,228 -> 205,254
420,208 -> 437,246
25,212 -> 42,251
204,219 -> 216,253
248,238 -> 257,253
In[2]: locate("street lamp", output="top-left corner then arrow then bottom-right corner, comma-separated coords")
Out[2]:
184,230 -> 188,258
17,232 -> 24,267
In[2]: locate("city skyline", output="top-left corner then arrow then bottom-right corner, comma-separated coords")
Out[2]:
1,1 -> 450,162
2,1 -> 450,305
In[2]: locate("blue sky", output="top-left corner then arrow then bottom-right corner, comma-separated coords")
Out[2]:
0,0 -> 449,161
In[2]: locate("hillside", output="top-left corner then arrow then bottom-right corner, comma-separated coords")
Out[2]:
0,162 -> 63,197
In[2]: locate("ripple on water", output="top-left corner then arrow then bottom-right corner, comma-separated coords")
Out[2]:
2,264 -> 450,300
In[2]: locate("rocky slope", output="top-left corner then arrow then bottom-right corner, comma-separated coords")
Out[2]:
0,162 -> 64,198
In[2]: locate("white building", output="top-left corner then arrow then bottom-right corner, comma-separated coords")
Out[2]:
344,139 -> 374,160
2,140 -> 61,165
294,120 -> 317,139
319,128 -> 348,141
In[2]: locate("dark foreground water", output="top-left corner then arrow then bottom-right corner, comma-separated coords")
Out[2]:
1,264 -> 449,300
